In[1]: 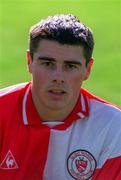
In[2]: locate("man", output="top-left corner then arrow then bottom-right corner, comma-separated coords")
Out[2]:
0,14 -> 121,180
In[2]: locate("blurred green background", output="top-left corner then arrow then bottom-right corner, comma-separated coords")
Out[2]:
0,0 -> 121,106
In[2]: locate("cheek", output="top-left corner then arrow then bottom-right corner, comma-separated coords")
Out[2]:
32,68 -> 51,88
67,73 -> 84,95
32,69 -> 44,84
73,77 -> 83,91
69,72 -> 84,86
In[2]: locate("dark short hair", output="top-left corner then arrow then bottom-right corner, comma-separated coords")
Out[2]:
29,14 -> 94,65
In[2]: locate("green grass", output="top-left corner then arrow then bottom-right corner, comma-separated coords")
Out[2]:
0,0 -> 121,106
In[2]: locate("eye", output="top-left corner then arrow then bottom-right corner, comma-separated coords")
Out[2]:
65,63 -> 78,70
41,61 -> 54,68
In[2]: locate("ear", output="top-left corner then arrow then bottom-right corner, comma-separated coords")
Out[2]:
84,58 -> 94,80
26,50 -> 32,73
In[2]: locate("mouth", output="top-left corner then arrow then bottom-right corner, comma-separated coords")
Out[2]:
48,89 -> 66,98
48,89 -> 66,94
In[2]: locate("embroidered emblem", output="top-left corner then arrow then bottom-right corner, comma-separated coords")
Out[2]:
0,150 -> 18,169
67,149 -> 96,180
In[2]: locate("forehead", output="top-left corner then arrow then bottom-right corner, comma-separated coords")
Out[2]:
35,39 -> 85,61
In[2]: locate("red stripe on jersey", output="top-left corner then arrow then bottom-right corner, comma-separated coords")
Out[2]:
0,127 -> 50,179
92,156 -> 121,180
0,83 -> 51,179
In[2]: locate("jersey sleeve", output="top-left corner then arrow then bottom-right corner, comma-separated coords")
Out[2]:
93,111 -> 121,180
93,156 -> 121,180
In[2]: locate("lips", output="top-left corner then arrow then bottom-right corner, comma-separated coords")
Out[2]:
48,89 -> 66,98
49,90 -> 66,94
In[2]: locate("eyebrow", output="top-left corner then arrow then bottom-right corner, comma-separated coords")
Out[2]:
37,56 -> 82,65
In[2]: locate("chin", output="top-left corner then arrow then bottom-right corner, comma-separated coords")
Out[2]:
47,103 -> 66,111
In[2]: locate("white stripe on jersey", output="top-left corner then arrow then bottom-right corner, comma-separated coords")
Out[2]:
77,112 -> 85,118
22,86 -> 29,125
81,93 -> 86,112
0,83 -> 27,96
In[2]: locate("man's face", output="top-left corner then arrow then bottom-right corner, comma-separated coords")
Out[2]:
27,39 -> 93,111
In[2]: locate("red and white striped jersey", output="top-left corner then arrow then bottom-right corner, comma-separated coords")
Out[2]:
0,82 -> 121,180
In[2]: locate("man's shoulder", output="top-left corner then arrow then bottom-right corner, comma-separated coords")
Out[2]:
81,88 -> 121,124
0,82 -> 29,99
81,88 -> 120,111
0,82 -> 29,109
0,82 -> 28,97
91,95 -> 121,120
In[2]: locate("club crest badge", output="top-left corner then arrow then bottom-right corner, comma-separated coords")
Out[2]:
67,149 -> 96,180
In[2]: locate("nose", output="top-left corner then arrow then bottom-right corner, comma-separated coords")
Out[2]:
52,66 -> 65,84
